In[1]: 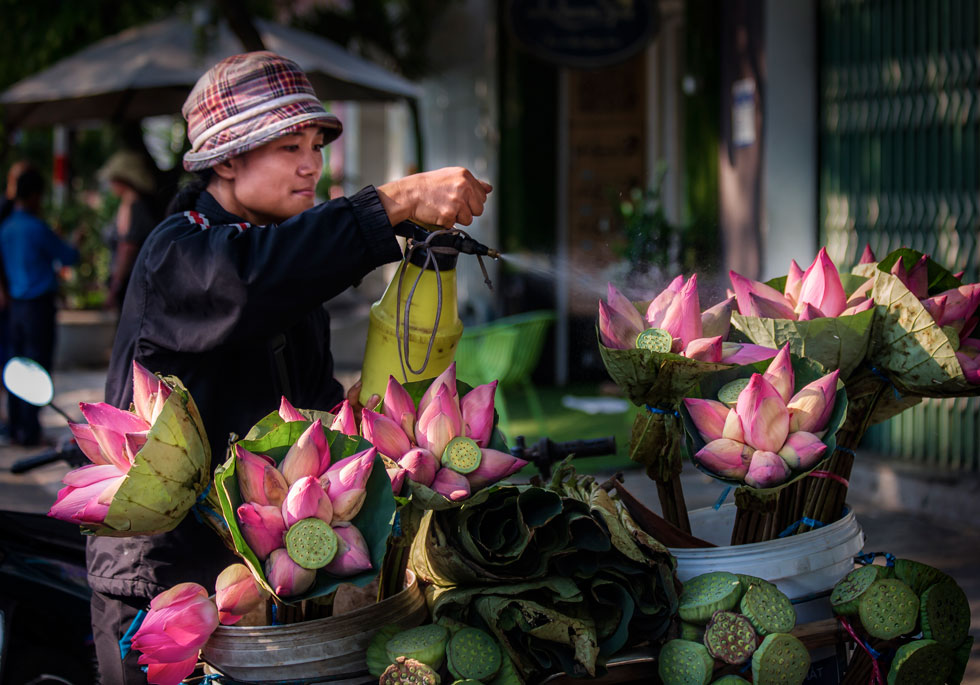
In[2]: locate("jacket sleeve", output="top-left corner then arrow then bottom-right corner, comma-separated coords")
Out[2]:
42,222 -> 79,266
138,187 -> 402,352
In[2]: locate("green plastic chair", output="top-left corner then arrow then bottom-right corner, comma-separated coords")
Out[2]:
454,310 -> 556,438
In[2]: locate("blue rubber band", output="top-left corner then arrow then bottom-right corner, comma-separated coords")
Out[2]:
870,366 -> 902,399
118,609 -> 147,660
865,641 -> 882,659
713,486 -> 733,510
271,603 -> 280,626
393,510 -> 403,537
855,551 -> 896,567
777,516 -> 826,538
190,481 -> 214,523
645,405 -> 679,417
835,446 -> 857,457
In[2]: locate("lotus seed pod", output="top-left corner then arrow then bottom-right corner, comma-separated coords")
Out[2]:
284,517 -> 338,569
636,327 -> 674,353
717,378 -> 750,408
657,639 -> 714,685
380,656 -> 442,685
830,565 -> 881,616
441,437 -> 483,474
858,579 -> 919,640
752,633 -> 810,685
711,677 -> 751,684
367,624 -> 404,677
487,652 -> 522,685
679,621 -> 705,643
446,627 -> 502,682
678,572 -> 742,624
947,635 -> 974,685
886,639 -> 953,685
893,558 -> 950,595
386,624 -> 450,671
703,610 -> 758,665
451,681 -> 484,685
920,581 -> 970,649
739,583 -> 796,636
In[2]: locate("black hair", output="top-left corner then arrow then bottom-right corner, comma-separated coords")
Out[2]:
14,168 -> 44,201
165,169 -> 215,215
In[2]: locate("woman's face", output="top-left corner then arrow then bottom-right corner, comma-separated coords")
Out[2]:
222,127 -> 326,224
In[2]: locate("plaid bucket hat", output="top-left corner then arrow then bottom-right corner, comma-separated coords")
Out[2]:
182,51 -> 342,172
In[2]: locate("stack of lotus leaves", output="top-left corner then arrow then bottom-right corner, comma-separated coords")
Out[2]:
830,558 -> 972,684
659,572 -> 807,685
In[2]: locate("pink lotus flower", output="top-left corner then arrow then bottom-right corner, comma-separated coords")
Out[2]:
659,274 -> 703,348
797,248 -> 848,318
431,467 -> 471,501
683,336 -> 723,362
416,384 -> 463,457
324,448 -> 376,521
461,380 -> 497,447
701,296 -> 736,339
762,344 -> 795,403
360,409 -> 412,461
131,361 -> 172,425
606,282 -> 647,337
786,370 -> 840,433
330,400 -> 358,436
418,363 -> 459,416
398,448 -> 440,487
264,548 -> 316,597
599,299 -> 641,351
131,582 -> 218,685
719,342 -> 779,365
48,463 -> 127,525
730,271 -> 796,319
383,375 -> 417,443
237,503 -> 287,561
465,449 -> 528,490
236,445 -> 287,508
736,375 -> 790,453
323,523 -> 373,576
75,401 -> 150,471
778,431 -> 828,469
215,563 -> 269,625
744,450 -> 791,488
280,419 -> 329,484
722,407 -> 745,443
387,466 -> 407,493
278,396 -> 306,422
281,476 -> 332,527
859,244 -> 876,264
694,439 -> 751,479
683,398 -> 730,442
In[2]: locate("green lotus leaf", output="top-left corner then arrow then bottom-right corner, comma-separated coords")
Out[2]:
875,248 -> 963,296
214,414 -> 395,603
90,376 -> 210,537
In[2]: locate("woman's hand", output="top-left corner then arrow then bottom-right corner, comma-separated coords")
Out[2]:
377,167 -> 492,229
346,380 -> 380,425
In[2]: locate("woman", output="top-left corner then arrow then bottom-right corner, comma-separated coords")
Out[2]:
90,51 -> 491,681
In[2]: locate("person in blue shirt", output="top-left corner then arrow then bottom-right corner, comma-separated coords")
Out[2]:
0,167 -> 79,445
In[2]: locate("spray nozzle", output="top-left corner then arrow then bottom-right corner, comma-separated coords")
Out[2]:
453,234 -> 501,259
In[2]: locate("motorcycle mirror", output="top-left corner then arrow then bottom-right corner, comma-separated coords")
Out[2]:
3,357 -> 54,407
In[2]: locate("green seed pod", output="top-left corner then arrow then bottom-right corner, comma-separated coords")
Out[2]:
919,581 -> 970,649
284,517 -> 338,569
858,579 -> 919,640
442,437 -> 483,474
830,565 -> 881,616
947,635 -> 974,685
487,652 -> 522,685
751,633 -> 810,685
678,572 -> 743,625
657,639 -> 714,685
386,624 -> 450,671
893,558 -> 950,595
680,621 -> 705,643
886,639 -> 953,685
367,624 -> 404,677
446,627 -> 502,682
736,574 -> 776,600
740,583 -> 796,636
380,656 -> 442,685
636,327 -> 674,353
703,610 -> 758,665
711,677 -> 751,684
717,379 -> 751,408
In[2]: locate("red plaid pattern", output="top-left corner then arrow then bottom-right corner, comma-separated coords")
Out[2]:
182,51 -> 341,172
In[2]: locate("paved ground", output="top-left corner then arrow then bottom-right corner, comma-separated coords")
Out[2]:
2,367 -> 978,682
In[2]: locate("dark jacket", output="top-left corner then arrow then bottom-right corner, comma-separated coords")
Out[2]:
87,187 -> 403,600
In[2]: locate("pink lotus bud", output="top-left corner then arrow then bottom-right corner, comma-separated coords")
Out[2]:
383,376 -> 417,443
720,342 -> 779,365
700,296 -> 735,340
954,270 -> 966,280
131,361 -> 172,425
797,302 -> 826,321
960,317 -> 979,340
264,548 -> 316,597
48,463 -> 127,525
859,244 -> 876,264
921,295 -> 948,325
418,363 -> 458,416
280,419 -> 328,485
416,385 -> 463,458
360,408 -> 412,461
326,401 -> 356,437
847,277 -> 874,305
599,299 -> 639,349
744,450 -> 791,488
777,431 -> 827,469
466,448 -> 528,490
683,336 -> 723,362
79,402 -> 150,465
606,283 -> 647,337
216,563 -> 270,625
729,271 -> 795,318
646,274 -> 685,328
735,374 -> 790,453
660,274 -> 703,347
431,467 -> 471,501
906,255 -> 930,299
722,407 -> 745,443
694,439 -> 751,480
131,582 -> 218,685
798,248 -> 847,317
236,445 -> 287,507
461,381 -> 498,447
236,503 -> 286,561
278,396 -> 306,422
683,398 -> 730,442
957,351 -> 980,384
323,523 -> 373,576
324,448 -> 376,522
387,466 -> 407,494
932,284 -> 980,327
787,370 -> 840,433
281,476 -> 331,527
763,344 -> 795,403
398,447 -> 440,487
784,259 -> 805,307
68,422 -> 111,466
841,298 -> 874,317
890,257 -> 910,286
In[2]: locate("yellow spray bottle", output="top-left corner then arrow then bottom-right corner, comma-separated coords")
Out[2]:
359,226 -> 499,405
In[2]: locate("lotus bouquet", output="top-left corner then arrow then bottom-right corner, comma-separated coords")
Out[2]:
212,400 -> 395,602
48,362 -> 212,536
